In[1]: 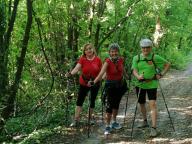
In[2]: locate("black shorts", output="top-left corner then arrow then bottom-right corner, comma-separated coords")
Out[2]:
77,84 -> 100,108
136,87 -> 157,104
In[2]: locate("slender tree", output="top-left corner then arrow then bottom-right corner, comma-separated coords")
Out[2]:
0,0 -> 19,121
1,0 -> 33,123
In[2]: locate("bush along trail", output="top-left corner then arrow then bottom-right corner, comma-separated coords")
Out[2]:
43,64 -> 192,144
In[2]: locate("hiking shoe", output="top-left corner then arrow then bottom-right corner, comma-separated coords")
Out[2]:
111,122 -> 122,130
150,127 -> 157,137
137,120 -> 149,128
70,120 -> 79,127
104,126 -> 111,135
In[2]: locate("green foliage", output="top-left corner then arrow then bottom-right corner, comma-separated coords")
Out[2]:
167,50 -> 186,69
1,0 -> 192,143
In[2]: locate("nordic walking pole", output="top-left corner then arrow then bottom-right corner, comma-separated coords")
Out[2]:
87,89 -> 91,138
158,81 -> 175,131
65,78 -> 70,126
130,87 -> 141,138
87,79 -> 94,138
101,84 -> 106,124
65,73 -> 73,126
131,72 -> 145,138
124,77 -> 131,124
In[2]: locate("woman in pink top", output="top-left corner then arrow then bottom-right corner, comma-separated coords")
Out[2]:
66,43 -> 102,127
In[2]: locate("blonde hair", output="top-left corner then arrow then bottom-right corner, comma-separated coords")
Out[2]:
82,43 -> 97,56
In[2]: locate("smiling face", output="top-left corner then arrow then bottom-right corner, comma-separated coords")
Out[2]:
84,45 -> 94,56
109,48 -> 119,59
83,44 -> 96,57
141,46 -> 152,57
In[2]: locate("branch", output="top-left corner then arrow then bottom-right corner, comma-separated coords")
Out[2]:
98,0 -> 141,48
24,9 -> 55,115
5,0 -> 19,49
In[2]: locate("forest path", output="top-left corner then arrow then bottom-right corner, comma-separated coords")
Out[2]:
44,63 -> 192,144
81,63 -> 192,144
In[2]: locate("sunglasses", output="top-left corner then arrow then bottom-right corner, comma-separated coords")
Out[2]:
142,47 -> 151,49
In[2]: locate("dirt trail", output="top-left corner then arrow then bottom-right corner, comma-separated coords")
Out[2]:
81,64 -> 192,144
45,64 -> 192,144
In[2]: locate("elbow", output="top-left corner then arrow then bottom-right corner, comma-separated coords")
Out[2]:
167,63 -> 171,69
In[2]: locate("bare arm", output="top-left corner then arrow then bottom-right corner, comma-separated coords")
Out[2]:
94,62 -> 108,84
133,69 -> 144,81
70,63 -> 81,75
161,63 -> 170,76
102,72 -> 106,80
156,62 -> 170,79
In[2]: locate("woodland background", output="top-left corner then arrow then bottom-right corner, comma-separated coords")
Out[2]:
0,0 -> 192,143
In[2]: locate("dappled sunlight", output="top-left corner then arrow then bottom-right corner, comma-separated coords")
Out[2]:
170,107 -> 192,116
116,115 -> 126,119
169,138 -> 192,143
105,141 -> 144,144
16,123 -> 96,144
170,97 -> 188,100
147,137 -> 169,143
186,106 -> 192,109
146,138 -> 192,143
21,60 -> 192,144
158,111 -> 167,114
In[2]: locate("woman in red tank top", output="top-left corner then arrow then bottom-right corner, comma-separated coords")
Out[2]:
92,43 -> 128,135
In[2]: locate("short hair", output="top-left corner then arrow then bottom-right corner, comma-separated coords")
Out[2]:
109,43 -> 120,51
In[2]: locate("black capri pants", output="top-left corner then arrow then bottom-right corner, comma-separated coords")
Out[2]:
104,81 -> 126,113
77,84 -> 100,108
136,87 -> 157,104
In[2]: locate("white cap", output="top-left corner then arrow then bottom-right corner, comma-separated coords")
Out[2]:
140,39 -> 153,47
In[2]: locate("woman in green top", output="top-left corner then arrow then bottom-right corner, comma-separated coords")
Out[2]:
132,38 -> 170,137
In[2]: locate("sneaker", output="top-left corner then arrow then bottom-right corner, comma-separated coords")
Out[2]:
150,127 -> 157,137
137,120 -> 149,128
104,126 -> 111,135
111,122 -> 122,130
70,120 -> 79,127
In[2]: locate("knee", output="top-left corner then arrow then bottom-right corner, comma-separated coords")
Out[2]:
139,103 -> 146,108
150,102 -> 157,110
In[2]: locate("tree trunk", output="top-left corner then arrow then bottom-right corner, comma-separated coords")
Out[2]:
95,23 -> 101,51
0,0 -> 19,109
72,16 -> 79,59
178,37 -> 182,50
88,0 -> 96,39
1,0 -> 33,120
0,0 -> 7,104
94,0 -> 106,51
67,3 -> 73,55
67,2 -> 79,60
